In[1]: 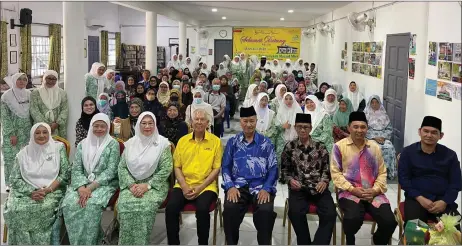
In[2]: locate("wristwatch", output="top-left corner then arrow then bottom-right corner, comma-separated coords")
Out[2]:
147,185 -> 151,190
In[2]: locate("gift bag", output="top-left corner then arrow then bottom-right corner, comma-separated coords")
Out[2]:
405,219 -> 429,245
428,214 -> 461,245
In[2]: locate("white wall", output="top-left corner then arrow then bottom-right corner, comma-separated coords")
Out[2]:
305,1 -> 461,158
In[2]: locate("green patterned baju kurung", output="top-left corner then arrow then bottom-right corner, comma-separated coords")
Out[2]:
117,147 -> 172,245
85,74 -> 99,100
310,115 -> 334,155
231,62 -> 246,101
30,89 -> 69,138
366,123 -> 397,180
61,139 -> 120,245
3,144 -> 70,245
269,97 -> 281,114
0,98 -> 32,186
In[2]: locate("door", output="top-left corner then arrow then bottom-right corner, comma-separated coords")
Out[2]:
214,39 -> 233,65
88,36 -> 100,71
383,33 -> 410,153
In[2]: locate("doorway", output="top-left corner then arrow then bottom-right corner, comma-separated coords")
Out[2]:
383,33 -> 411,153
88,36 -> 100,71
214,39 -> 233,65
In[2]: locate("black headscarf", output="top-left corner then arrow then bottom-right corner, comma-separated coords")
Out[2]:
159,102 -> 188,145
134,84 -> 146,101
148,76 -> 159,91
144,88 -> 164,119
79,96 -> 100,131
128,98 -> 144,137
314,82 -> 330,101
181,83 -> 193,106
111,91 -> 129,119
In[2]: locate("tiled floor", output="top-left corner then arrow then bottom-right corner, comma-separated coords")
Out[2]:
1,116 -> 460,245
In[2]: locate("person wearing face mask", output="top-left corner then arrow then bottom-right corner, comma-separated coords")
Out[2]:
97,93 -> 113,120
144,88 -> 165,120
295,70 -> 305,83
110,80 -> 127,107
30,70 -> 69,138
4,123 -> 70,245
167,89 -> 185,117
158,102 -> 188,146
172,79 -> 182,91
205,78 -> 226,137
62,113 -> 120,245
1,73 -> 33,189
85,62 -> 106,99
111,91 -> 130,120
75,96 -> 100,147
185,88 -> 214,132
112,98 -> 144,141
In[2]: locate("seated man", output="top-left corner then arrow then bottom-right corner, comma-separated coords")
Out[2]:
331,111 -> 397,245
281,113 -> 336,245
165,108 -> 223,245
222,106 -> 278,245
399,116 -> 461,227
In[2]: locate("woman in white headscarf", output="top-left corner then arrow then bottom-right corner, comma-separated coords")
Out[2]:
217,62 -> 229,77
117,112 -> 173,245
282,59 -> 293,73
269,83 -> 287,114
4,123 -> 70,245
30,70 -> 69,138
167,54 -> 181,70
293,58 -> 305,72
103,68 -> 115,94
62,113 -> 120,245
185,88 -> 214,132
182,57 -> 195,71
340,81 -> 366,112
223,54 -> 231,69
322,88 -> 339,117
1,73 -> 33,188
85,62 -> 106,99
253,93 -> 275,135
304,95 -> 334,153
243,84 -> 259,107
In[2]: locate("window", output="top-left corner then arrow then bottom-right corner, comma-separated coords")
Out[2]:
108,38 -> 116,67
31,36 -> 65,78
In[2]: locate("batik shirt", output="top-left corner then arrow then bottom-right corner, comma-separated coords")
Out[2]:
222,132 -> 278,195
330,137 -> 389,208
281,138 -> 330,195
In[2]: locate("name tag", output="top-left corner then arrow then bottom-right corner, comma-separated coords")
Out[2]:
204,147 -> 212,151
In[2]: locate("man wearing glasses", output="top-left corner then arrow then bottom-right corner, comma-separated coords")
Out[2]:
280,113 -> 336,245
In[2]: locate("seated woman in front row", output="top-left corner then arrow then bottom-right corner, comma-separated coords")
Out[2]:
117,112 -> 173,245
333,98 -> 353,143
62,113 -> 120,245
4,123 -> 70,245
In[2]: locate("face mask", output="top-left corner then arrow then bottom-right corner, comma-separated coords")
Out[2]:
173,85 -> 181,89
283,74 -> 288,77
170,96 -> 179,101
194,98 -> 203,104
212,85 -> 221,91
146,95 -> 155,101
98,100 -> 107,107
196,85 -> 203,90
298,73 -> 303,78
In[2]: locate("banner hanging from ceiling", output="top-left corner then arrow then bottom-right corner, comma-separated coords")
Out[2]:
232,27 -> 301,60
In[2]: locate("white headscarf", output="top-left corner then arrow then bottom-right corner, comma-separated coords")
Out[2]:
190,88 -> 214,122
322,88 -> 338,116
38,70 -> 62,121
104,68 -> 115,89
167,54 -> 180,69
276,92 -> 303,141
217,62 -> 229,77
1,73 -> 31,118
243,84 -> 258,107
88,62 -> 106,96
125,112 -> 170,180
17,123 -> 60,188
231,56 -> 241,65
283,59 -> 293,73
364,95 -> 391,130
273,84 -> 287,105
294,58 -> 304,71
271,59 -> 281,74
182,57 -> 194,71
81,113 -> 113,177
254,93 -> 271,132
342,83 -> 365,111
223,55 -> 231,68
305,95 -> 327,133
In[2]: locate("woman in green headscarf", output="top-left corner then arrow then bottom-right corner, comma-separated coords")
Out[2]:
332,98 -> 353,142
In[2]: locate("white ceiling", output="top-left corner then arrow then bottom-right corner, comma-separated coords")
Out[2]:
162,1 -> 351,23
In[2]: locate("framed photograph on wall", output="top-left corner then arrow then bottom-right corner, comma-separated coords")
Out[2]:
10,51 -> 17,64
10,34 -> 17,47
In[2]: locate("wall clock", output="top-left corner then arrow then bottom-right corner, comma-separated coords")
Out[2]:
219,30 -> 227,38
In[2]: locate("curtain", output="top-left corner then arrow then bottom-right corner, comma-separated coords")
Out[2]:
101,30 -> 108,66
115,32 -> 121,68
0,21 -> 7,81
48,23 -> 62,74
20,24 -> 32,75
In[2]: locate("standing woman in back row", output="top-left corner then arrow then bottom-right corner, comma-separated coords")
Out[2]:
30,70 -> 69,138
85,62 -> 107,99
1,73 -> 33,189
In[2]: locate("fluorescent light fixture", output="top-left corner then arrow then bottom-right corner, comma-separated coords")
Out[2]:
211,8 -> 218,12
222,16 -> 227,20
288,10 -> 294,13
280,17 -> 285,21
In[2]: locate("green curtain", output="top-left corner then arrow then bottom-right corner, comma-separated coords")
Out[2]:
0,21 -> 7,81
101,30 -> 108,66
48,23 -> 62,74
115,32 -> 121,68
20,24 -> 32,75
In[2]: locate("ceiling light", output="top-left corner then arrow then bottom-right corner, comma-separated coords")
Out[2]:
222,16 -> 227,20
288,10 -> 294,13
211,8 -> 217,12
280,17 -> 285,21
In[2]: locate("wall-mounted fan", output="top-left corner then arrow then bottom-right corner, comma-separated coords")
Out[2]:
347,12 -> 375,32
302,27 -> 316,38
316,22 -> 334,38
199,29 -> 209,40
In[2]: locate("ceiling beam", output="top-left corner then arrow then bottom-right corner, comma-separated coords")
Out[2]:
111,1 -> 200,26
199,20 -> 312,28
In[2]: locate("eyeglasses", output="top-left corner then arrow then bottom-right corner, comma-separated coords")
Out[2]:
47,77 -> 57,81
140,122 -> 155,127
296,125 -> 312,131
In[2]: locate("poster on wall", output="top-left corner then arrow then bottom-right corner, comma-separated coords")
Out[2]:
409,34 -> 417,55
425,79 -> 437,96
408,58 -> 415,79
341,48 -> 348,71
452,63 -> 461,83
453,43 -> 461,63
351,41 -> 383,78
232,27 -> 301,60
437,61 -> 452,80
438,42 -> 453,61
428,42 -> 437,66
436,81 -> 457,101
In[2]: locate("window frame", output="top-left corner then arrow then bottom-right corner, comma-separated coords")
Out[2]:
31,35 -> 65,78
108,37 -> 116,67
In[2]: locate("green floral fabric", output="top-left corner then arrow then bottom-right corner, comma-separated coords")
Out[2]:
30,89 -> 69,138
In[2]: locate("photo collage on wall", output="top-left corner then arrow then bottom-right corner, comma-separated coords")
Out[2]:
408,34 -> 417,79
351,41 -> 383,78
340,42 -> 348,71
425,42 -> 461,102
